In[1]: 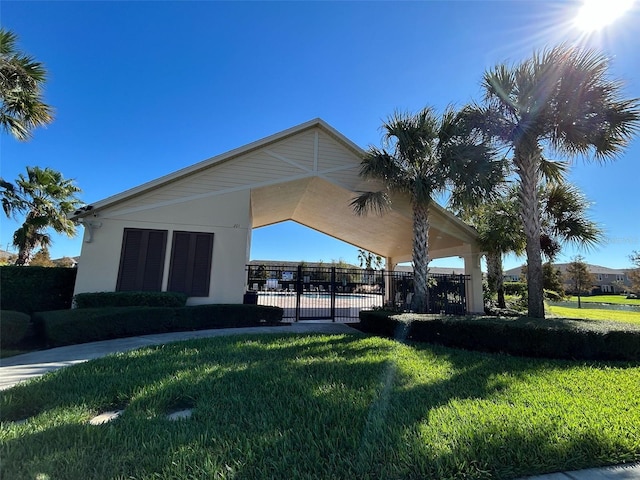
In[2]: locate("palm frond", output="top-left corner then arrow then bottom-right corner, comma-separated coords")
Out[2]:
350,190 -> 391,216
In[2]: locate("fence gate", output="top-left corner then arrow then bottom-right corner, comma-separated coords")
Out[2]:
246,265 -> 384,321
246,264 -> 469,321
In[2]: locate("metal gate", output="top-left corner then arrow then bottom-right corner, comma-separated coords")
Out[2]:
246,264 -> 469,321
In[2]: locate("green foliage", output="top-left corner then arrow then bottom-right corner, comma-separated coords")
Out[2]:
504,281 -> 527,296
0,310 -> 31,347
174,304 -> 283,330
29,248 -> 54,267
544,289 -> 564,302
543,262 -> 564,296
0,266 -> 77,313
33,307 -> 176,346
359,310 -> 640,361
2,166 -> 83,265
73,291 -> 188,308
33,305 -> 284,347
0,28 -> 53,141
1,334 -> 639,479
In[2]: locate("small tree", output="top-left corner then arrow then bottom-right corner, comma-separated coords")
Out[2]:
543,261 -> 564,297
628,251 -> 640,294
565,255 -> 594,308
30,248 -> 54,267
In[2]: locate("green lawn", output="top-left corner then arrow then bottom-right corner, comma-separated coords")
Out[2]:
2,333 -> 639,479
547,305 -> 640,325
567,295 -> 640,306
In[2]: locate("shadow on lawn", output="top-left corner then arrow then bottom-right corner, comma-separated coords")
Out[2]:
1,333 -> 638,479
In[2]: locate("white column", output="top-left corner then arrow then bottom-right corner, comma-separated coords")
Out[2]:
463,253 -> 484,314
385,256 -> 396,306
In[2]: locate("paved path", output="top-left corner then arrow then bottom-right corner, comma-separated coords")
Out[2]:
0,322 -> 357,390
1,323 -> 638,480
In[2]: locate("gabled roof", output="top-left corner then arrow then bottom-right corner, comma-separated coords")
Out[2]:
72,118 -> 362,219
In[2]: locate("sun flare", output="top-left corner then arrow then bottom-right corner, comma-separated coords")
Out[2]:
574,0 -> 635,31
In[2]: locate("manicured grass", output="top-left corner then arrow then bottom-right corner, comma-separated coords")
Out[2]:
1,333 -> 639,479
568,295 -> 640,306
547,305 -> 640,325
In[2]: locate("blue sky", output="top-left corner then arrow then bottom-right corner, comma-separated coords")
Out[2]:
2,1 -> 639,271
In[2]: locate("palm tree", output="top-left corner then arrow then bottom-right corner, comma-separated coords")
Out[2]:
460,171 -> 602,309
2,166 -> 82,265
459,190 -> 523,309
0,28 -> 53,141
478,45 -> 640,318
351,107 -> 499,313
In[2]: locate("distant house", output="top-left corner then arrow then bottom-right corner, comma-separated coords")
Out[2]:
503,264 -> 633,294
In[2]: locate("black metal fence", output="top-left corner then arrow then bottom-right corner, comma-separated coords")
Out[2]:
246,264 -> 469,321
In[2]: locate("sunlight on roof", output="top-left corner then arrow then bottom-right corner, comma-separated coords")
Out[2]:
574,0 -> 635,31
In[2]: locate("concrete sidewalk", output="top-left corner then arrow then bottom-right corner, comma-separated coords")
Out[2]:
0,322 -> 357,390
1,323 -> 638,480
519,463 -> 640,479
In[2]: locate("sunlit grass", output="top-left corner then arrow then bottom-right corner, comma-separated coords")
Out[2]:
567,295 -> 640,306
547,305 -> 640,325
1,333 -> 639,479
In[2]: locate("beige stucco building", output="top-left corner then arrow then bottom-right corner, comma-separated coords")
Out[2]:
71,119 -> 485,313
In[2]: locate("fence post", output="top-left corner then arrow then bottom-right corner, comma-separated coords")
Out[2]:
296,264 -> 302,322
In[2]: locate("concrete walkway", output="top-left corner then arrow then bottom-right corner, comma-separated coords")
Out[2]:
1,323 -> 638,480
0,322 -> 357,390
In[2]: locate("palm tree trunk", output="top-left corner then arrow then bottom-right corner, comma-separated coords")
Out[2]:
486,250 -> 505,309
15,247 -> 32,266
412,202 -> 430,313
516,144 -> 545,319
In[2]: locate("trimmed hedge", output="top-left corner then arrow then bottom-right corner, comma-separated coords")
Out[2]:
359,310 -> 640,361
0,311 -> 31,348
74,291 -> 188,308
504,282 -> 527,296
174,304 -> 283,330
33,304 -> 284,347
0,266 -> 77,314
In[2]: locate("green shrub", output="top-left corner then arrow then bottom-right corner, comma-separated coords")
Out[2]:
174,304 -> 283,330
33,307 -> 176,347
0,266 -> 77,314
33,304 -> 284,347
504,281 -> 527,296
0,311 -> 31,347
74,291 -> 188,308
358,311 -> 640,361
544,289 -> 564,301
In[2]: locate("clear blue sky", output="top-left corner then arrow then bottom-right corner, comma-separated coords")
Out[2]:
2,1 -> 639,271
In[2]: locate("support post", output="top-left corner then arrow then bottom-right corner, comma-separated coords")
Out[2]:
463,253 -> 484,314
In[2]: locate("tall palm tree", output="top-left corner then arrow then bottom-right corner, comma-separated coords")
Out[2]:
351,107 -> 500,313
479,45 -> 640,318
2,166 -> 82,265
0,28 -> 53,141
460,168 -> 602,310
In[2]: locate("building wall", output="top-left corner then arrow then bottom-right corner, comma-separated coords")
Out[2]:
73,189 -> 252,305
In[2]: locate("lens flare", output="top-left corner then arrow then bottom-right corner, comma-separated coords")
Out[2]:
574,0 -> 635,31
